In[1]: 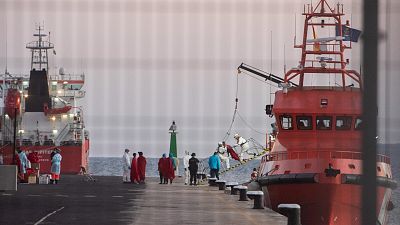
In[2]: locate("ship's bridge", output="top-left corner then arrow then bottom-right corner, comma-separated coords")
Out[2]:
48,73 -> 85,98
271,87 -> 362,151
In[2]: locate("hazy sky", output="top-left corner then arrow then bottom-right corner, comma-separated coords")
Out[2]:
0,0 -> 399,157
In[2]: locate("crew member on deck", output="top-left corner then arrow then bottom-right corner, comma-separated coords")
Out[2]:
130,152 -> 139,184
122,149 -> 131,183
137,152 -> 147,183
233,133 -> 254,161
251,168 -> 258,181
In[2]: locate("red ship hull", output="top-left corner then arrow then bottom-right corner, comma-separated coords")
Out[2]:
259,154 -> 394,225
1,139 -> 89,174
263,182 -> 392,225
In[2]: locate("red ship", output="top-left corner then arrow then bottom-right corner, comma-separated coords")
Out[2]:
0,25 -> 89,174
240,1 -> 397,224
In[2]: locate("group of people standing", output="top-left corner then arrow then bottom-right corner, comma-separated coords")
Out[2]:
208,133 -> 255,180
14,147 -> 62,184
122,149 -> 146,183
121,133 -> 253,185
157,153 -> 177,184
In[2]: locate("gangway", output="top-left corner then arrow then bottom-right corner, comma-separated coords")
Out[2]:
197,138 -> 269,184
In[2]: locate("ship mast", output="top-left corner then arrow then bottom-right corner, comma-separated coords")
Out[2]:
26,25 -> 54,71
285,0 -> 361,89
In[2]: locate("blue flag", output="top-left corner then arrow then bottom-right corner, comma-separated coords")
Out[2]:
335,25 -> 362,42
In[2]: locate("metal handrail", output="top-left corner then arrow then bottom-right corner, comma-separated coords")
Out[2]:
267,150 -> 391,164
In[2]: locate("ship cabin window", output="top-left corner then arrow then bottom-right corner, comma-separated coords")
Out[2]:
316,116 -> 332,130
296,116 -> 312,130
335,116 -> 352,130
280,114 -> 293,130
355,117 -> 362,130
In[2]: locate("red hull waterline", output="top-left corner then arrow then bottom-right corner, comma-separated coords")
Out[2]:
1,139 -> 89,174
258,155 -> 394,225
263,183 -> 392,225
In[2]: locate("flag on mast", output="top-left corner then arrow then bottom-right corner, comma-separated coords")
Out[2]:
335,24 -> 362,42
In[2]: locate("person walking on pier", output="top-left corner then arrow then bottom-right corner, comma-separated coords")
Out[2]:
122,149 -> 131,183
50,148 -> 62,184
130,153 -> 139,184
188,153 -> 199,185
183,150 -> 191,185
137,152 -> 147,183
208,152 -> 221,180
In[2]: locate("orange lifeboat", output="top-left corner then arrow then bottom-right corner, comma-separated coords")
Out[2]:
5,89 -> 21,119
43,103 -> 72,116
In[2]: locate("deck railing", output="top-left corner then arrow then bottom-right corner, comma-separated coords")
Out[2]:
266,150 -> 391,164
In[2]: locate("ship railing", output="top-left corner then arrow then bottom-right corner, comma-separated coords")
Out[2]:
54,90 -> 86,98
49,74 -> 85,82
267,150 -> 391,164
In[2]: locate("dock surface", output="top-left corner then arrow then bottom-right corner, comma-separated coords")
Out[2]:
0,175 -> 286,225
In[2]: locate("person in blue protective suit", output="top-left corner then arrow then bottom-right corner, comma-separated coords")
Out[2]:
17,148 -> 29,181
50,148 -> 62,184
208,152 -> 221,180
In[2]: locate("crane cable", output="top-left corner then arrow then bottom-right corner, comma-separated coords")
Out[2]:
222,70 -> 273,141
236,111 -> 266,135
222,72 -> 239,141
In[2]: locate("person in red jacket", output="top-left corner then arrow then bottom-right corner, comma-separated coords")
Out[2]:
165,153 -> 176,184
158,153 -> 169,184
130,152 -> 139,184
137,152 -> 147,183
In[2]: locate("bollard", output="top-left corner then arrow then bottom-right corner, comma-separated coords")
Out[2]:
215,180 -> 226,190
247,191 -> 264,209
237,186 -> 248,201
208,178 -> 218,186
225,182 -> 239,195
233,186 -> 241,195
278,204 -> 301,225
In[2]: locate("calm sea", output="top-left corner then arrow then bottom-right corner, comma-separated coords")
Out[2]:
89,149 -> 399,225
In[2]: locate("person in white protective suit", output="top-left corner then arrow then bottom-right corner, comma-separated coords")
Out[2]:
122,149 -> 131,182
183,150 -> 191,185
233,134 -> 255,161
217,142 -> 230,169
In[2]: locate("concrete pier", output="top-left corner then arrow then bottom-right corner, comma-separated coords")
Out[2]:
0,175 -> 286,225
